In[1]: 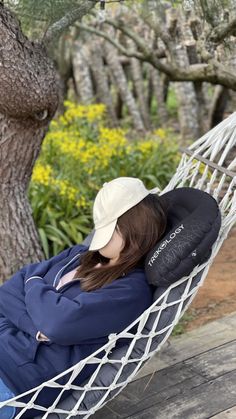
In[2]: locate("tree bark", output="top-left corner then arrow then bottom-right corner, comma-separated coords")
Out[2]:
148,64 -> 168,125
0,1 -> 100,282
89,37 -> 118,125
166,8 -> 200,141
209,85 -> 229,128
127,39 -> 151,130
103,36 -> 145,132
51,30 -> 75,113
0,4 -> 60,281
72,39 -> 94,104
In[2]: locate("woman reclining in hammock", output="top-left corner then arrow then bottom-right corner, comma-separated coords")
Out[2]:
0,177 -> 167,418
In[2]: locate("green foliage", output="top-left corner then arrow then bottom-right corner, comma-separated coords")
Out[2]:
30,184 -> 90,258
29,101 -> 181,258
172,310 -> 196,335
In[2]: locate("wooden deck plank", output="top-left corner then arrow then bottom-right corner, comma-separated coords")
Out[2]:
92,340 -> 236,418
136,313 -> 236,380
184,340 -> 236,379
210,406 -> 236,418
92,364 -> 207,418
112,365 -> 206,409
126,370 -> 236,419
92,370 -> 236,419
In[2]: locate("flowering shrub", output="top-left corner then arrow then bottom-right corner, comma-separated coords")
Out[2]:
29,101 -> 180,257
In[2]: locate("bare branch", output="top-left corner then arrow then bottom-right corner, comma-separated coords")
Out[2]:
76,6 -> 236,91
207,17 -> 236,43
94,16 -> 171,74
76,22 -> 166,60
75,22 -> 144,60
104,16 -> 152,57
43,1 -> 99,46
152,60 -> 236,91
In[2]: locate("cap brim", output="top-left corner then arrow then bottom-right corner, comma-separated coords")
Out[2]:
89,219 -> 117,251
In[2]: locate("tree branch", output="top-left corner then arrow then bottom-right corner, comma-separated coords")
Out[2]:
104,16 -> 152,57
59,5 -> 236,91
76,22 -> 165,60
93,16 -> 170,74
149,59 -> 236,91
76,22 -> 143,59
207,17 -> 236,43
43,1 -> 99,46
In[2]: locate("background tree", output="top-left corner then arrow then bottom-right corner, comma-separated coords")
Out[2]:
0,0 -> 101,281
69,0 -> 236,137
1,0 -> 236,282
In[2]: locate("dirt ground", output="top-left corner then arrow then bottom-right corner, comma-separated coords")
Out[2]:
184,225 -> 236,331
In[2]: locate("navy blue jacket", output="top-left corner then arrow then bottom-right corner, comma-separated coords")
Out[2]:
0,244 -> 152,409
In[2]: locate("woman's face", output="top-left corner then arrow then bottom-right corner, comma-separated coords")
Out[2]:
98,226 -> 125,264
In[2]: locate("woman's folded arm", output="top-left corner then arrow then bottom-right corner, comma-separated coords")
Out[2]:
24,273 -> 152,345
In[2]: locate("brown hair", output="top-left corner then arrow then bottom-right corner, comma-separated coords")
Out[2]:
74,194 -> 167,292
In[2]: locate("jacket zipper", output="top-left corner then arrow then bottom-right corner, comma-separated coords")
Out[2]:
53,253 -> 81,288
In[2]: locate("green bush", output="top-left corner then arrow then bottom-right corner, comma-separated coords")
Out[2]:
29,101 -> 181,258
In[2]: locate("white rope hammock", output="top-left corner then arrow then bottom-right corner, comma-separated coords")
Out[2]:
1,112 -> 236,418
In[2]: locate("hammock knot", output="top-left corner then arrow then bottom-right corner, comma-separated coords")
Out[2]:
71,408 -> 80,415
89,407 -> 96,415
108,333 -> 117,341
108,333 -> 118,350
101,356 -> 109,364
26,401 -> 35,409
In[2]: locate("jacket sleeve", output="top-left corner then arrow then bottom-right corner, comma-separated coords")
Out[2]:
0,266 -> 39,337
24,274 -> 152,345
0,245 -> 85,337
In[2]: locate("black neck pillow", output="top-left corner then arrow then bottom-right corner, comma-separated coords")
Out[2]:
145,187 -> 222,287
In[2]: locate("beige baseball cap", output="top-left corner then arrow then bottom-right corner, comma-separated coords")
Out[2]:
89,177 -> 159,251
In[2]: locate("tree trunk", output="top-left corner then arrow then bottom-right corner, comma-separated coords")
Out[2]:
103,37 -> 145,132
148,64 -> 168,125
51,30 -> 74,113
89,37 -> 118,125
208,41 -> 235,128
72,39 -> 94,104
209,85 -> 229,128
166,8 -> 200,141
0,4 -> 59,281
193,81 -> 211,133
127,39 -> 151,130
115,92 -> 123,119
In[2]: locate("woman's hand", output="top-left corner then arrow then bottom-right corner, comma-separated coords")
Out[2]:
36,331 -> 50,342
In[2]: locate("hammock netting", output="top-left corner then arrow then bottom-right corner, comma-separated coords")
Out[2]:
1,112 -> 236,418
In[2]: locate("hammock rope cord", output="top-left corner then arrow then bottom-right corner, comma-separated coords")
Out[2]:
1,112 -> 236,418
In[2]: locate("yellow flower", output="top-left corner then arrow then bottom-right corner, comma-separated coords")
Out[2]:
136,140 -> 157,155
86,104 -> 106,122
51,179 -> 77,201
76,196 -> 87,209
99,127 -> 127,146
61,101 -> 106,124
153,128 -> 166,139
32,164 -> 53,186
